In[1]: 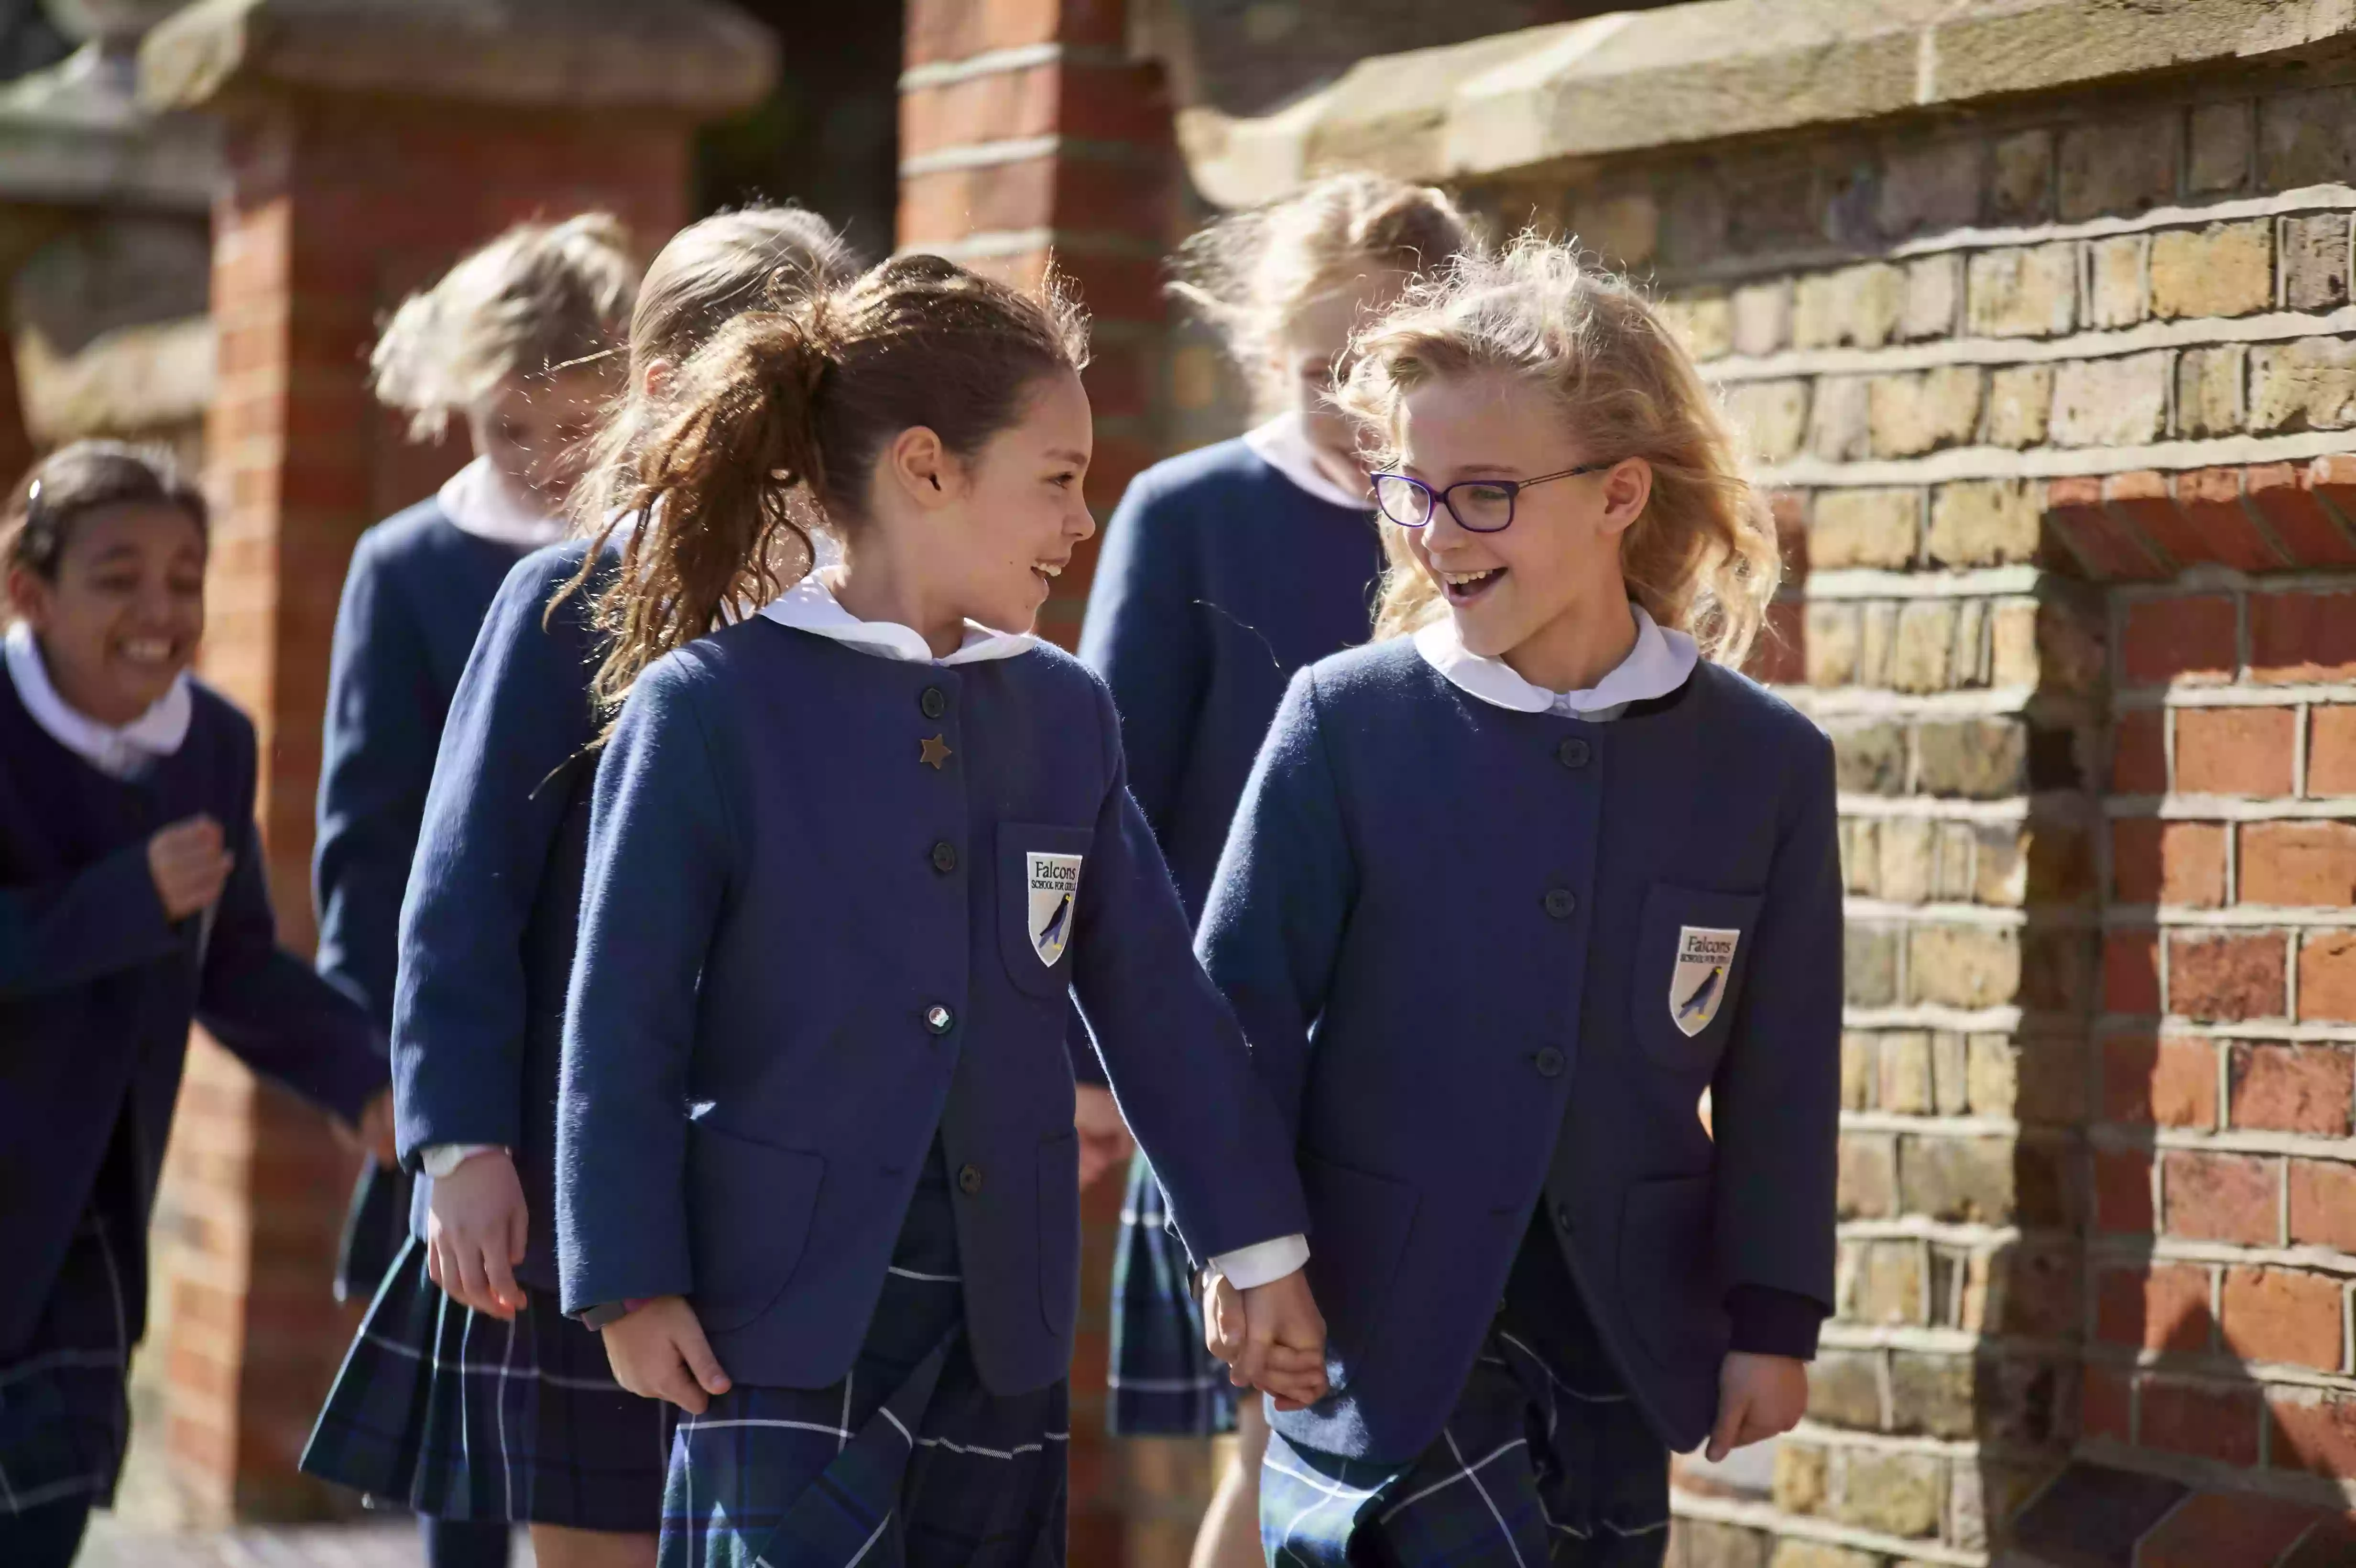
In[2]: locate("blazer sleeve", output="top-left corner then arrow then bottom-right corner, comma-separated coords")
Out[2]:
1067,678 -> 1308,1262
1076,470 -> 1205,840
556,654 -> 733,1316
1193,667 -> 1357,1139
313,530 -> 439,1035
1709,726 -> 1842,1319
0,843 -> 181,998
392,547 -> 600,1160
196,778 -> 389,1127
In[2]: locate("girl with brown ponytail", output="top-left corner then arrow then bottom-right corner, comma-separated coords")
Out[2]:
551,254 -> 1329,1568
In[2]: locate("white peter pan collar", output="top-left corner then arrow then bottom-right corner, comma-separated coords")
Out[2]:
757,572 -> 1036,666
1414,604 -> 1697,721
4,621 -> 192,778
438,456 -> 571,549
1242,412 -> 1373,512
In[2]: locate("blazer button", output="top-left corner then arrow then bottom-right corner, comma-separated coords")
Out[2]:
1543,888 -> 1577,919
929,841 -> 959,874
1554,1200 -> 1574,1233
1534,1046 -> 1566,1078
920,685 -> 948,720
958,1163 -> 985,1196
1556,737 -> 1591,770
924,1004 -> 955,1035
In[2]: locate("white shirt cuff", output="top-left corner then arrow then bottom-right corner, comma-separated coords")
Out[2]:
420,1143 -> 506,1179
1211,1233 -> 1310,1290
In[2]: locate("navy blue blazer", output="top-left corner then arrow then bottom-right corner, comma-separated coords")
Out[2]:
1078,436 -> 1382,920
557,620 -> 1309,1394
314,500 -> 540,1033
1198,641 -> 1842,1462
391,541 -> 607,1289
0,673 -> 388,1355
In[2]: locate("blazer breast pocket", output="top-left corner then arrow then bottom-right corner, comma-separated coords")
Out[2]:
997,822 -> 1094,1000
1633,882 -> 1765,1074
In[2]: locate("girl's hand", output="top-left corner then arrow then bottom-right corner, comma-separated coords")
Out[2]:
1205,1267 -> 1330,1411
600,1296 -> 732,1414
425,1150 -> 530,1319
1705,1351 -> 1808,1461
1073,1085 -> 1134,1188
148,815 -> 231,919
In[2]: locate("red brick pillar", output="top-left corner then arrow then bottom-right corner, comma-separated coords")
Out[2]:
898,0 -> 1175,653
131,4 -> 773,1522
897,6 -> 1180,1561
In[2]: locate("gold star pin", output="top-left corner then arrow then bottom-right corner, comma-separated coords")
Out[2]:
920,733 -> 952,769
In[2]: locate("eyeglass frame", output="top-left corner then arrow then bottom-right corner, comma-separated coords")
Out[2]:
1368,463 -> 1611,533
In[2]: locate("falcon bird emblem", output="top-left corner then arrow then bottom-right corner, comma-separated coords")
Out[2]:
1668,926 -> 1740,1037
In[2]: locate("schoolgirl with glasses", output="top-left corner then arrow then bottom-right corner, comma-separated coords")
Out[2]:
1193,235 -> 1840,1567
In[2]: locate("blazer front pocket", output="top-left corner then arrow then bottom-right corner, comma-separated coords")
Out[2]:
686,1122 -> 824,1333
1298,1148 -> 1420,1397
1633,882 -> 1765,1074
998,822 -> 1094,1000
1037,1129 -> 1081,1335
1618,1174 -> 1729,1372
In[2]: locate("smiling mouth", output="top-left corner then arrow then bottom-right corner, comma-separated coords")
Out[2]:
117,638 -> 178,667
1440,566 -> 1505,604
1031,559 -> 1066,591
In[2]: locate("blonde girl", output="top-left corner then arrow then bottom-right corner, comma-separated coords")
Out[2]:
302,207 -> 852,1568
1192,234 -> 1835,1568
1084,170 -> 1475,1568
551,253 -> 1327,1568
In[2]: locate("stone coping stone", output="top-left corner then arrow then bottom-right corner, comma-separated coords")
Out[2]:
0,46 -> 216,208
138,0 -> 776,116
1178,0 -> 2356,208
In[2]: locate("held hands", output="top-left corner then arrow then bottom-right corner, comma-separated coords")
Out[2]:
1073,1085 -> 1135,1189
1705,1351 -> 1808,1462
425,1150 -> 530,1319
600,1295 -> 732,1415
148,815 -> 231,920
1203,1266 -> 1330,1411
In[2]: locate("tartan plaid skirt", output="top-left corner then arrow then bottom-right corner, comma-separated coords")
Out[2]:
1107,1152 -> 1234,1437
0,1218 -> 132,1517
1259,1248 -> 1669,1568
301,1236 -> 671,1532
662,1149 -> 1067,1568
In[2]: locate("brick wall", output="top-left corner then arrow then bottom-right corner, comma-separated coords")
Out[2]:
1459,64 -> 2356,1568
896,4 -> 1188,1561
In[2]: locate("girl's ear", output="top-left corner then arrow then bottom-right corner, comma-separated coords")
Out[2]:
888,425 -> 958,509
6,563 -> 52,630
642,357 -> 676,399
1596,456 -> 1653,538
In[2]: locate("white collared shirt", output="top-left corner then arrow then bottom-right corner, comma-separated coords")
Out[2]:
755,570 -> 1037,664
1413,604 -> 1697,724
4,621 -> 192,779
757,570 -> 1309,1290
438,456 -> 571,550
1242,412 -> 1372,512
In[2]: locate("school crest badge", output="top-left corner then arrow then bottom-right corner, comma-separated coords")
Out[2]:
1670,926 -> 1739,1036
1026,850 -> 1083,967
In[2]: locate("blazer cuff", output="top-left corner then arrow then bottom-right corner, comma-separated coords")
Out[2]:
1727,1284 -> 1827,1359
1211,1233 -> 1309,1290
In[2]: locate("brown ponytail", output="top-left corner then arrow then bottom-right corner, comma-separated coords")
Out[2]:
582,253 -> 1089,711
